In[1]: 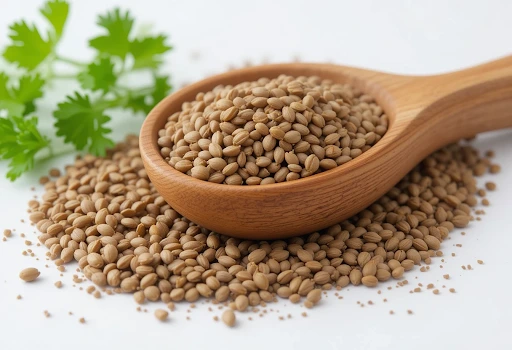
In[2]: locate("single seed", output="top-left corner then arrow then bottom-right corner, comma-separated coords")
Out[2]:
19,268 -> 40,282
485,182 -> 496,191
222,309 -> 236,327
155,309 -> 169,321
306,289 -> 322,305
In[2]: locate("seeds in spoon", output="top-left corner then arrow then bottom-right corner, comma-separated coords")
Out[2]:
158,75 -> 387,185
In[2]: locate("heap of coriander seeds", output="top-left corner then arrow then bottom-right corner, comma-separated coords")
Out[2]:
28,135 -> 498,315
157,75 -> 388,185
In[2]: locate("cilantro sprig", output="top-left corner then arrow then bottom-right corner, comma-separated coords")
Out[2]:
0,0 -> 172,180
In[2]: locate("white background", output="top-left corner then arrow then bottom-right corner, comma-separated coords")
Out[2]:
1,1 -> 511,349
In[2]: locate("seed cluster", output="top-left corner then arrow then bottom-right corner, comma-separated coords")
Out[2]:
158,75 -> 387,185
28,135 -> 497,317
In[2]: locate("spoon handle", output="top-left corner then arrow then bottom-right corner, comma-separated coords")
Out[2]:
398,55 -> 512,146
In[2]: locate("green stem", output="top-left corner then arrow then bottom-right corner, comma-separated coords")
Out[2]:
53,74 -> 76,79
55,55 -> 87,67
95,95 -> 129,110
37,144 -> 76,163
117,85 -> 154,95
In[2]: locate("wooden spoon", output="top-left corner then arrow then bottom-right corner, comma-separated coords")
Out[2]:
140,56 -> 512,240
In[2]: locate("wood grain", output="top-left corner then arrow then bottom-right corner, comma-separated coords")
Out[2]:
140,56 -> 512,239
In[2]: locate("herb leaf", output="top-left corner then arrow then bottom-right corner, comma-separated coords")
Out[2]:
0,73 -> 45,116
78,57 -> 117,93
152,75 -> 172,105
3,21 -> 52,70
40,0 -> 70,40
0,1 -> 172,180
89,8 -> 134,59
53,92 -> 114,155
124,74 -> 172,114
130,35 -> 172,69
0,115 -> 50,181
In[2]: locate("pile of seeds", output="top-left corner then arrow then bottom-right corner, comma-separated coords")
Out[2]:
158,75 -> 388,185
27,135 -> 498,316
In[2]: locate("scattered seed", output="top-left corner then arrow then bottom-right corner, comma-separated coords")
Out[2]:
54,281 -> 62,288
155,309 -> 169,321
485,182 -> 496,191
23,134 -> 500,327
222,309 -> 236,327
19,267 -> 40,282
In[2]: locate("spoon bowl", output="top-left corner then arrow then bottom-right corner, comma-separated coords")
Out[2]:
140,57 -> 512,239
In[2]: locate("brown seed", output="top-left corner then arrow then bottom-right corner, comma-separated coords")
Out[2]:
452,215 -> 470,228
155,309 -> 169,321
19,268 -> 40,282
304,300 -> 314,309
360,275 -> 377,287
289,294 -> 301,303
235,295 -> 249,311
485,182 -> 496,191
391,267 -> 404,279
91,272 -> 107,287
306,289 -> 322,305
222,309 -> 236,327
253,272 -> 269,290
248,249 -> 266,263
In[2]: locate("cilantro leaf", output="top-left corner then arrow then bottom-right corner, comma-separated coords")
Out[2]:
152,75 -> 172,104
0,115 -> 50,181
124,74 -> 171,114
89,8 -> 134,59
0,73 -> 45,116
53,92 -> 114,155
78,57 -> 117,93
124,94 -> 150,114
3,21 -> 52,70
130,35 -> 172,70
40,0 -> 69,40
13,74 -> 46,115
0,73 -> 23,116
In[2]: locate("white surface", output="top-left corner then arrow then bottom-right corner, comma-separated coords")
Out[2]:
1,1 -> 511,349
